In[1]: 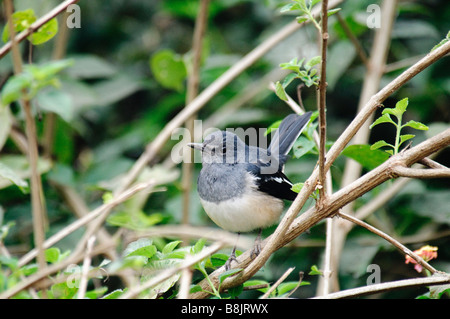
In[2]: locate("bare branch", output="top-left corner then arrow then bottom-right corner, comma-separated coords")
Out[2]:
314,274 -> 450,299
392,166 -> 450,179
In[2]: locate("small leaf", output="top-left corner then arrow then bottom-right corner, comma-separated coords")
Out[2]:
370,140 -> 394,151
162,241 -> 182,254
280,3 -> 300,13
219,268 -> 243,284
309,265 -> 323,276
395,97 -> 409,114
45,247 -> 60,264
1,73 -> 33,104
29,18 -> 58,45
275,81 -> 288,101
327,8 -> 342,17
0,162 -> 29,192
150,49 -> 187,91
342,144 -> 390,170
124,238 -> 157,258
191,238 -> 206,255
402,120 -> 429,131
291,182 -> 304,193
305,56 -> 321,69
369,113 -> 395,129
296,16 -> 309,24
282,72 -> 298,88
399,134 -> 415,146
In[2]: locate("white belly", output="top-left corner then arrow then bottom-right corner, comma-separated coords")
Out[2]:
200,192 -> 284,233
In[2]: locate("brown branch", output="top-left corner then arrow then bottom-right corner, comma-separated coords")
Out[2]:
335,12 -> 369,67
313,274 -> 450,299
181,0 -> 210,229
392,166 -> 450,179
4,0 -> 47,288
337,212 -> 438,274
317,0 -> 329,200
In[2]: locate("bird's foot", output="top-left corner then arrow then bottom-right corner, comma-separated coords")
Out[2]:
250,229 -> 262,259
225,247 -> 238,271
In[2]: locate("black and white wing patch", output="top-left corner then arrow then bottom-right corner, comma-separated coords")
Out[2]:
247,164 -> 298,201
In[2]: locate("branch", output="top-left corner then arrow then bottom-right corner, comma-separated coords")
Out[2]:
4,0 -> 47,284
392,166 -> 450,179
313,274 -> 450,299
317,0 -> 329,199
337,212 -> 437,274
181,0 -> 210,228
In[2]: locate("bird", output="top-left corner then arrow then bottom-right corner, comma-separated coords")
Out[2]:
188,112 -> 312,270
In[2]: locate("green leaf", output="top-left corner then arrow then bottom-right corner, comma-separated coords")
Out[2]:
280,3 -> 300,13
399,134 -> 415,146
2,9 -> 36,43
219,268 -> 243,284
162,241 -> 182,255
1,73 -> 33,104
191,238 -> 207,255
342,144 -> 390,170
291,182 -> 304,193
305,56 -> 321,69
293,136 -> 316,158
309,265 -> 323,276
36,89 -> 74,122
0,162 -> 29,192
275,81 -> 288,101
402,120 -> 429,131
45,247 -> 61,264
370,113 -> 395,129
124,238 -> 157,258
327,8 -> 342,17
395,97 -> 409,114
370,140 -> 394,151
150,49 -> 187,91
265,119 -> 282,136
296,16 -> 309,24
282,72 -> 298,88
29,18 -> 58,45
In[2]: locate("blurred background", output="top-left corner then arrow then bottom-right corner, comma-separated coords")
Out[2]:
0,0 -> 449,298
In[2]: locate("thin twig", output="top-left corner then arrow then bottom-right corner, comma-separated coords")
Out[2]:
261,267 -> 295,299
317,0 -> 329,200
335,12 -> 369,67
77,236 -> 96,299
4,0 -> 47,288
313,274 -> 450,299
392,166 -> 450,179
337,212 -> 438,274
181,0 -> 210,230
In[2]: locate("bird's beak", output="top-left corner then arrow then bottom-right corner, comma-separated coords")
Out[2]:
187,142 -> 203,151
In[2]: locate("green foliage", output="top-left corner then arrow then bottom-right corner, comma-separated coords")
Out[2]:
2,9 -> 58,45
150,49 -> 187,92
1,60 -> 73,104
370,98 -> 429,155
0,0 -> 448,300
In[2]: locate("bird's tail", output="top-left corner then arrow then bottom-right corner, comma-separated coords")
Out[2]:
268,112 -> 312,160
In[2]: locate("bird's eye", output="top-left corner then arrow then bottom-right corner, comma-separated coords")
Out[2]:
211,147 -> 216,155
